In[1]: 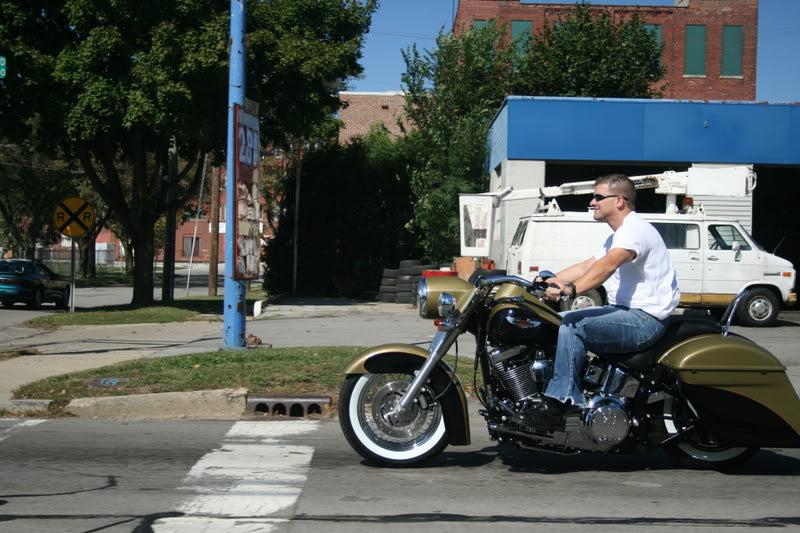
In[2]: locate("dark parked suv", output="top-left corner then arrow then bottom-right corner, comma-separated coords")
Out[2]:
0,259 -> 70,309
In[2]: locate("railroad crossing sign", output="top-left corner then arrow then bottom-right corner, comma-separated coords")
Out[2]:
53,197 -> 95,237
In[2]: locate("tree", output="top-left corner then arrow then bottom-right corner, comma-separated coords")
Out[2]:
265,125 -> 420,296
0,0 -> 375,304
513,2 -> 665,98
0,147 -> 76,259
402,24 -> 513,261
402,5 -> 664,261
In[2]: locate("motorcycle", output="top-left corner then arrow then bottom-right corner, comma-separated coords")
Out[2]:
339,272 -> 800,468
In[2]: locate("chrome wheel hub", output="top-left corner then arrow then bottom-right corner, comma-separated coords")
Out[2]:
748,297 -> 772,320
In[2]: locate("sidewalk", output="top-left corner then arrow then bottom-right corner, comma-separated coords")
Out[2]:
1,300 -> 798,417
0,298 -> 436,414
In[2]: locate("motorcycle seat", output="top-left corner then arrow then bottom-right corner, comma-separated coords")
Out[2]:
599,317 -> 723,372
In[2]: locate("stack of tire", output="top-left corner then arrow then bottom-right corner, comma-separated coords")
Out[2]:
377,260 -> 440,305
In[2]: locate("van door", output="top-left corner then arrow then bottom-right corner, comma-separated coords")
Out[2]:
651,222 -> 703,303
506,219 -> 529,275
702,223 -> 761,305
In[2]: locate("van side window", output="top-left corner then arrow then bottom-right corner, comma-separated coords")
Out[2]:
651,223 -> 700,250
707,224 -> 751,251
511,220 -> 528,246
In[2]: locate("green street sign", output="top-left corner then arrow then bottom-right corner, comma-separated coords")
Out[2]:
0,56 -> 6,79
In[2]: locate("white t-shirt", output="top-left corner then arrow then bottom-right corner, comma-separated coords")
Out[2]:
594,211 -> 680,320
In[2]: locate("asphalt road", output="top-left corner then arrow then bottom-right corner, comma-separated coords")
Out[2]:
2,417 -> 799,533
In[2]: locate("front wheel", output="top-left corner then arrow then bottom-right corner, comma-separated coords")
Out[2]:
561,288 -> 603,312
339,373 -> 448,466
661,397 -> 758,469
737,288 -> 779,327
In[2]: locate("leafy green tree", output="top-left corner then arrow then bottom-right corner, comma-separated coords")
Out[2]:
402,5 -> 664,261
402,24 -> 513,261
0,147 -> 76,259
513,2 -> 665,98
0,0 -> 375,304
265,125 -> 420,296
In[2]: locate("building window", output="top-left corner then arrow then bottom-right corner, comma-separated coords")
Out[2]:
183,236 -> 200,257
644,23 -> 662,45
644,23 -> 663,65
721,25 -> 743,77
473,19 -> 489,30
684,24 -> 706,76
511,20 -> 531,52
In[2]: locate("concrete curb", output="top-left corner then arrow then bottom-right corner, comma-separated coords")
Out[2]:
65,388 -> 248,420
0,399 -> 53,414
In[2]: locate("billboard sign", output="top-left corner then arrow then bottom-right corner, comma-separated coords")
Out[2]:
233,104 -> 261,279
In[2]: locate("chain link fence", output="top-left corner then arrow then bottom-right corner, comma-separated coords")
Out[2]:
36,245 -> 118,277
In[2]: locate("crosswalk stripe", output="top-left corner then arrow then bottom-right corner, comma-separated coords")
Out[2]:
0,419 -> 47,442
153,420 -> 319,532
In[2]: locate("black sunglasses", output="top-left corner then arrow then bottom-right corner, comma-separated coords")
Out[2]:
592,194 -> 627,202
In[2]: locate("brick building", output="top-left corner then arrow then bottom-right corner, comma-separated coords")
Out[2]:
454,0 -> 758,101
338,91 -> 410,142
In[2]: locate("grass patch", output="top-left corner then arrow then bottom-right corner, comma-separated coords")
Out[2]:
13,346 -> 479,414
74,270 -> 134,288
0,348 -> 41,361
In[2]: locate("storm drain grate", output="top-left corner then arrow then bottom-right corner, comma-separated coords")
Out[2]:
246,394 -> 332,417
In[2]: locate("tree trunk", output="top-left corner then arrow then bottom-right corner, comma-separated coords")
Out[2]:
130,229 -> 155,305
79,238 -> 97,278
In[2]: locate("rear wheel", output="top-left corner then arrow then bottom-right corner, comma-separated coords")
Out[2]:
57,287 -> 70,310
339,373 -> 448,466
661,396 -> 758,469
27,290 -> 42,310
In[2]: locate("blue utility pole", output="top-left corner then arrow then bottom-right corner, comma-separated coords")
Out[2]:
224,0 -> 247,348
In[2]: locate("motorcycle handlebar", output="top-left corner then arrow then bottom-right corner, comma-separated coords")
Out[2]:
477,274 -> 569,302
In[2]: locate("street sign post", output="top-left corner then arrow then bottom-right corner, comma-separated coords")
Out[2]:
53,198 -> 96,312
0,56 -> 6,79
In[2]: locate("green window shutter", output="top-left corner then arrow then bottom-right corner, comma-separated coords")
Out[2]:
685,25 -> 706,75
644,24 -> 662,45
721,25 -> 743,76
511,20 -> 531,54
474,20 -> 488,30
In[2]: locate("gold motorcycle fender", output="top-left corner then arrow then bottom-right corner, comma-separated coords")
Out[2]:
344,344 -> 471,446
659,334 -> 800,445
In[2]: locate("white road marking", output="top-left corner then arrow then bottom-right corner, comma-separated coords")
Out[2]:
0,418 -> 47,442
154,420 -> 318,532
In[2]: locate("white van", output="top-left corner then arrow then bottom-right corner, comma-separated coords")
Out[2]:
505,211 -> 797,326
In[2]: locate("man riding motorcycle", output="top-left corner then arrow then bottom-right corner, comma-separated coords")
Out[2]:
515,173 -> 681,428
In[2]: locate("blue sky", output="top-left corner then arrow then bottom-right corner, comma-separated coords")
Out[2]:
349,0 -> 800,103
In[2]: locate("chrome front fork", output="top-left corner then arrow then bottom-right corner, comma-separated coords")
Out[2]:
395,325 -> 461,412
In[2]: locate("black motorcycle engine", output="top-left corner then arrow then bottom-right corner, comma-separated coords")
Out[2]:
489,345 -> 553,402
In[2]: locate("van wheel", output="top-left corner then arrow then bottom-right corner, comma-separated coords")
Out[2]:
737,288 -> 779,327
561,288 -> 603,312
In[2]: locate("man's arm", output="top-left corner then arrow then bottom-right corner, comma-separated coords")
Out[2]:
572,248 -> 635,294
553,257 -> 596,284
546,248 -> 635,299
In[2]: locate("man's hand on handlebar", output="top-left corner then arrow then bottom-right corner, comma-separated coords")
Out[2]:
544,279 -> 567,302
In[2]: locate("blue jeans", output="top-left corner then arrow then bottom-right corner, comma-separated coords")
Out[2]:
544,306 -> 669,407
